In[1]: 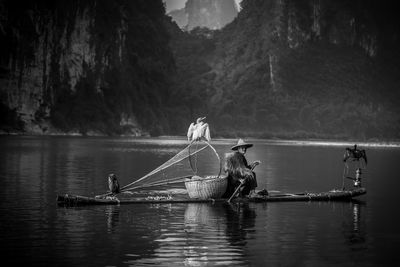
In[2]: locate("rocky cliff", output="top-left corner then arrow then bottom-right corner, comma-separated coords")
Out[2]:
170,0 -> 400,140
1,0 -> 399,140
0,0 -> 175,135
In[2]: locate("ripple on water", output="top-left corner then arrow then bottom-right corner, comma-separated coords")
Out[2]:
123,203 -> 250,266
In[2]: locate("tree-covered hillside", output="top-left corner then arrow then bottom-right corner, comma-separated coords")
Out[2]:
168,0 -> 400,140
1,0 -> 399,141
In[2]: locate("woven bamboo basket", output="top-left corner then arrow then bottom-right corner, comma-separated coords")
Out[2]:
185,175 -> 228,199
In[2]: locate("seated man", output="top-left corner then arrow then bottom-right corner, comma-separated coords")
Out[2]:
223,139 -> 260,198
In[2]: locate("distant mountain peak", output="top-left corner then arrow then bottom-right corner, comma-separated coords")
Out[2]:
167,0 -> 238,30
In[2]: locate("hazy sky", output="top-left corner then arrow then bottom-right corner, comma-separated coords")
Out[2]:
163,0 -> 242,13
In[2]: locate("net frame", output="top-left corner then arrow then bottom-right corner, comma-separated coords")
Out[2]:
120,140 -> 221,192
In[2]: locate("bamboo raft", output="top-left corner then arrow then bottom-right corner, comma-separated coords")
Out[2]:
56,187 -> 366,206
56,140 -> 367,207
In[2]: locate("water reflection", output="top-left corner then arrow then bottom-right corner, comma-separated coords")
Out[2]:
353,202 -> 361,232
100,201 -> 367,266
105,205 -> 120,233
343,201 -> 367,246
129,203 -> 257,266
182,204 -> 232,266
225,203 -> 257,247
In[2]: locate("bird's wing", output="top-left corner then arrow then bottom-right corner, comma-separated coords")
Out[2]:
187,123 -> 195,141
203,123 -> 211,142
194,123 -> 211,141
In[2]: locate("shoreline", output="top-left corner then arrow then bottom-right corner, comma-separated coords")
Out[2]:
1,132 -> 399,148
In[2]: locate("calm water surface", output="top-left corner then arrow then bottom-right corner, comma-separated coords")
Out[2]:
1,136 -> 400,266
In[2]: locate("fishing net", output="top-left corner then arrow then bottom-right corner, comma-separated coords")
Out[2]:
120,141 -> 221,192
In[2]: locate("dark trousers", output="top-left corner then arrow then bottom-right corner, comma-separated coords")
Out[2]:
222,171 -> 257,198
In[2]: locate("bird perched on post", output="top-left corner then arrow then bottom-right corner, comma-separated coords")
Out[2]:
108,173 -> 120,195
343,144 -> 368,165
187,117 -> 211,142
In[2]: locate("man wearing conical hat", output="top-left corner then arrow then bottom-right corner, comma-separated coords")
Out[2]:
223,139 -> 260,198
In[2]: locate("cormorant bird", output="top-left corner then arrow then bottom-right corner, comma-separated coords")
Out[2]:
187,117 -> 211,142
108,173 -> 120,195
343,144 -> 368,165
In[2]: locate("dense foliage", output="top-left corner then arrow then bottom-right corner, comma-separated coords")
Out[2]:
1,0 -> 399,140
168,0 -> 400,140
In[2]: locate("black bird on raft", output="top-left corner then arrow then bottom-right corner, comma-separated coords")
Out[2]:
108,173 -> 120,195
343,145 -> 367,165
